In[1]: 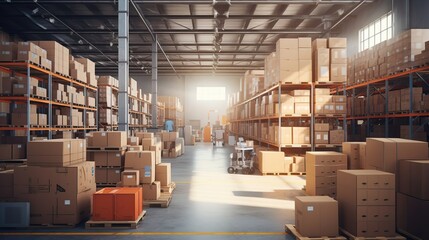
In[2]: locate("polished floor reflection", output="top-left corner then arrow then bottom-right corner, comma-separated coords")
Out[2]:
0,143 -> 305,240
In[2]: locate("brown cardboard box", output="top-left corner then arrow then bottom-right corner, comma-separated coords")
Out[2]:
107,168 -> 122,183
331,63 -> 347,82
142,181 -> 161,200
27,139 -> 72,166
95,167 -> 108,183
168,132 -> 179,141
315,132 -> 329,144
298,60 -> 312,83
276,38 -> 299,49
107,151 -> 124,167
127,136 -> 139,146
0,169 -> 14,200
94,152 -> 107,167
92,132 -> 108,147
329,129 -> 344,144
328,38 -> 347,48
284,156 -> 293,173
312,38 -> 327,49
342,142 -> 366,169
397,192 -> 429,240
13,161 -> 95,225
298,38 -> 312,48
331,48 -> 347,64
0,144 -> 12,160
128,145 -> 143,151
315,48 -> 330,82
124,151 -> 155,184
12,144 -> 26,159
295,196 -> 339,237
314,123 -> 330,132
398,160 -> 429,200
121,170 -> 140,187
155,163 -> 171,186
274,126 -> 292,145
142,138 -> 154,147
292,127 -> 310,144
258,151 -> 284,174
337,170 -> 396,237
294,103 -> 310,114
335,103 -> 347,114
359,143 -> 367,169
108,131 -> 127,147
332,95 -> 346,103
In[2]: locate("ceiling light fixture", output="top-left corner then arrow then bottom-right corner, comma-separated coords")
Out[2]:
32,7 -> 39,14
48,17 -> 55,23
78,39 -> 83,44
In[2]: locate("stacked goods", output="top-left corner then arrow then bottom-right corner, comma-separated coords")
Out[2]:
158,96 -> 184,128
136,132 -> 162,164
35,41 -> 70,76
348,29 -> 429,85
242,70 -> 265,99
159,131 -> 183,158
69,57 -> 87,84
0,42 -> 17,62
342,142 -> 366,169
264,38 -> 312,86
87,131 -> 127,187
0,143 -> 25,160
10,103 -> 45,126
92,187 -> 143,221
294,196 -> 339,237
75,57 -> 97,87
414,40 -> 429,66
59,108 -> 84,127
15,42 -> 51,69
13,139 -> 95,225
397,160 -> 429,239
365,138 -> 427,172
0,169 -> 14,201
338,170 -> 396,237
399,125 -> 426,141
305,151 -> 347,198
258,151 -> 305,174
129,77 -> 138,98
1,75 -> 46,98
124,151 -> 160,200
313,38 -> 347,83
184,125 -> 195,145
98,76 -> 119,127
314,88 -> 346,115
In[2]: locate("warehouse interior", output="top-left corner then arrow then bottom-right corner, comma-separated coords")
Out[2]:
1,0 -> 429,239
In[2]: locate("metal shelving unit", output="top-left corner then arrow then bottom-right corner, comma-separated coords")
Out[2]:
0,62 -> 97,141
334,65 -> 429,140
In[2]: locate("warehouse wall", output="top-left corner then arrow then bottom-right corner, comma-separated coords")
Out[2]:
135,74 -> 240,128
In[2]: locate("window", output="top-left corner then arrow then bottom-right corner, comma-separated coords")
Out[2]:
196,87 -> 226,101
359,12 -> 392,52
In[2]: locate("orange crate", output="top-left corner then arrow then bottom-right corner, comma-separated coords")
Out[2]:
92,187 -> 143,221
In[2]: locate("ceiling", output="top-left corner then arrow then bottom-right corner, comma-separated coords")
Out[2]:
0,0 -> 373,75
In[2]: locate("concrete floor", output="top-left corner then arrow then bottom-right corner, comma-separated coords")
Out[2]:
0,143 -> 306,240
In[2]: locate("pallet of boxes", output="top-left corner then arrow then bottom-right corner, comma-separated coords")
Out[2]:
0,139 -> 95,228
159,131 -> 184,158
86,131 -> 127,189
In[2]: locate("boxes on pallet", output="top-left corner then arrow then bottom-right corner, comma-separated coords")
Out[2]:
155,163 -> 171,186
27,139 -> 86,167
292,127 -> 310,144
258,151 -> 284,174
92,187 -> 142,221
398,160 -> 429,200
142,181 -> 161,200
124,151 -> 155,184
13,161 -> 95,225
397,192 -> 429,240
329,129 -> 344,144
342,142 -> 366,169
295,196 -> 339,237
95,168 -> 121,184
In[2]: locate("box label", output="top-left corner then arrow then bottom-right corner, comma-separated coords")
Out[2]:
64,200 -> 70,205
144,166 -> 151,177
307,206 -> 314,212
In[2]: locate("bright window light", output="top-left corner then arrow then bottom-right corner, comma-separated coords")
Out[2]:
196,87 -> 226,101
359,12 -> 392,52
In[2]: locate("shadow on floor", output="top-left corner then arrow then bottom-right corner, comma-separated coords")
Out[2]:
232,189 -> 305,201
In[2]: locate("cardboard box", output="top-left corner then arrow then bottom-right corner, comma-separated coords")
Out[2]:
169,132 -> 179,141
142,181 -> 160,200
295,196 -> 339,237
294,103 -> 310,114
398,160 -> 429,200
155,163 -> 171,186
329,129 -> 344,144
342,142 -> 366,169
107,151 -> 124,167
124,151 -> 155,184
314,48 -> 330,82
366,138 -> 428,173
328,38 -> 347,48
337,170 -> 396,237
312,38 -> 327,49
93,152 -> 107,167
331,48 -> 347,64
359,143 -> 367,169
276,38 -> 299,49
127,136 -> 139,146
107,168 -> 122,183
0,144 -> 12,160
314,123 -> 329,132
292,127 -> 310,144
258,151 -> 284,174
121,170 -> 140,187
92,132 -> 108,147
0,169 -> 14,200
12,144 -> 26,159
13,161 -> 95,225
107,131 -> 127,147
92,187 -> 142,221
315,132 -> 329,144
298,37 -> 312,48
397,192 -> 429,240
331,63 -> 347,82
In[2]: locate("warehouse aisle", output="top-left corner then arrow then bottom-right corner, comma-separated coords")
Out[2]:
0,143 -> 305,240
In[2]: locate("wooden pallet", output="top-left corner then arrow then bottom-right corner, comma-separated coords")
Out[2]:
340,228 -> 406,240
262,172 -> 306,176
87,146 -> 127,151
161,182 -> 176,194
144,192 -> 172,208
28,223 -> 77,228
85,211 -> 146,229
285,224 -> 346,240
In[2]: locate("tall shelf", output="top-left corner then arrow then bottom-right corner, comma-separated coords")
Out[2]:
157,102 -> 165,128
98,83 -> 118,131
0,62 -> 97,141
128,94 -> 152,132
227,81 -> 346,153
334,65 -> 429,141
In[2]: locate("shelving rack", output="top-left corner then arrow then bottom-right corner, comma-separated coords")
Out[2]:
97,83 -> 118,131
157,102 -> 165,128
335,65 -> 429,141
228,81 -> 346,153
128,94 -> 152,133
0,62 -> 97,141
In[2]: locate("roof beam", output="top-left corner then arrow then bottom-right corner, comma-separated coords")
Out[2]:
1,0 -> 372,4
21,29 -> 323,34
72,51 -> 272,55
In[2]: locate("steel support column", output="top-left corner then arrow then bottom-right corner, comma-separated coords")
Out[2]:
151,35 -> 158,128
118,0 -> 129,132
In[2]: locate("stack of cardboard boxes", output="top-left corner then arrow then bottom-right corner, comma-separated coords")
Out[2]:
338,170 -> 396,237
397,160 -> 429,239
12,139 -> 95,225
75,57 -> 97,88
0,143 -> 25,160
87,131 -> 127,187
258,151 -> 305,174
15,42 -> 51,69
305,151 -> 347,199
136,132 -> 162,164
159,131 -> 183,158
242,70 -> 265,99
10,103 -> 46,126
314,89 -> 346,115
158,96 -> 184,128
342,142 -> 366,169
98,76 -> 119,126
313,38 -> 347,83
36,41 -> 69,76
